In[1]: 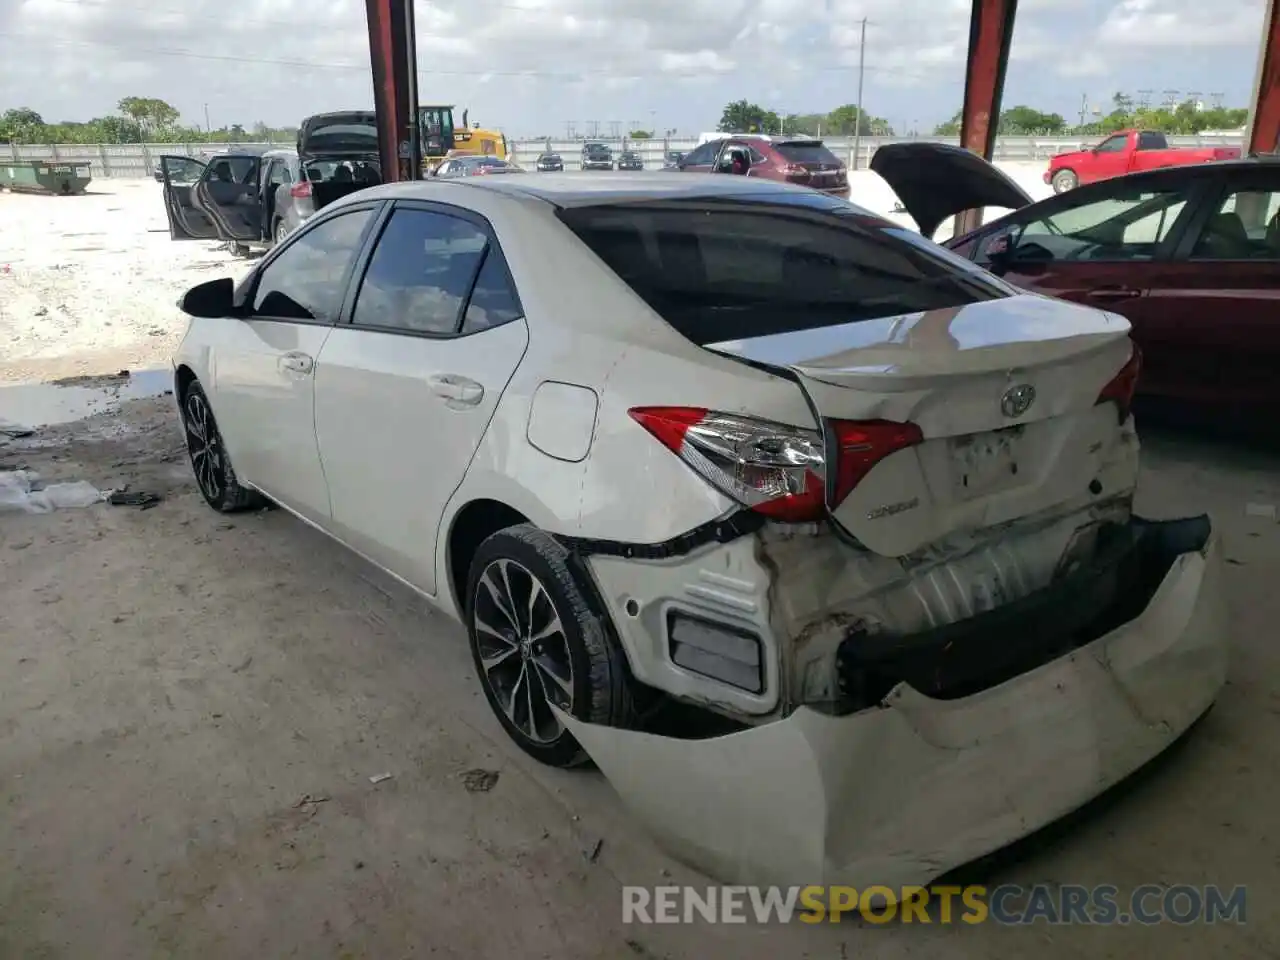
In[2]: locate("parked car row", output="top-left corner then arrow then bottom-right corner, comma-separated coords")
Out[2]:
168,166 -> 1226,893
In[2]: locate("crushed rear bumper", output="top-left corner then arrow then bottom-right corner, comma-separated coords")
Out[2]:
563,516 -> 1226,889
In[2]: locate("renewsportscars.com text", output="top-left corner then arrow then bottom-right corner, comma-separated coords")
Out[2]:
622,884 -> 1247,925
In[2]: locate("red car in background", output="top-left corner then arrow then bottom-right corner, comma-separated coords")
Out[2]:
1045,129 -> 1240,194
872,142 -> 1280,429
674,135 -> 850,198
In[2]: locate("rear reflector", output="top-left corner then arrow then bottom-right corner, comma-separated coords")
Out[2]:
290,182 -> 312,199
668,613 -> 763,693
1096,343 -> 1142,423
629,406 -> 922,524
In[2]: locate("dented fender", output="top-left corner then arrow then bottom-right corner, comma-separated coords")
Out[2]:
562,522 -> 1227,890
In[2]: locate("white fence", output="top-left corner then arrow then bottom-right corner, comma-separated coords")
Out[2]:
3,134 -> 1246,178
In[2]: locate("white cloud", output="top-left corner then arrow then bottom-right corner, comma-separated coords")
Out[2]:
0,0 -> 1268,135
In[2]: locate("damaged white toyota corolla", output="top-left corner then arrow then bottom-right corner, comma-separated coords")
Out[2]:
171,171 -> 1226,891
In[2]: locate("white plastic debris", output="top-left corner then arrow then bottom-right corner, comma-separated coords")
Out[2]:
0,470 -> 104,514
1244,503 -> 1277,520
369,772 -> 394,785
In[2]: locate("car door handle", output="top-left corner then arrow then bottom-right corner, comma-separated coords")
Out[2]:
279,352 -> 314,374
428,374 -> 484,405
1087,287 -> 1141,301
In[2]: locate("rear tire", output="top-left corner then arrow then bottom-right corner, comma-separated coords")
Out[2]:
465,524 -> 634,768
274,219 -> 289,245
179,379 -> 265,513
1051,169 -> 1078,194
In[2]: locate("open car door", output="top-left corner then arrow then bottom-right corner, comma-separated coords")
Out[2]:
191,153 -> 265,243
159,155 -> 217,240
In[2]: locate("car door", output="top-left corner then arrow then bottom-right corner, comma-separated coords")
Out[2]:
678,139 -> 723,173
975,182 -> 1197,326
192,153 -> 265,242
208,204 -> 381,524
1080,133 -> 1131,184
312,201 -> 530,595
159,156 -> 216,239
1138,168 -> 1280,412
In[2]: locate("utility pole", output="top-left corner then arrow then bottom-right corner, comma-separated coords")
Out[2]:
1078,93 -> 1088,129
852,17 -> 867,170
204,103 -> 211,134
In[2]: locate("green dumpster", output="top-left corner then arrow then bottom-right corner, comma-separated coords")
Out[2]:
1,160 -> 93,195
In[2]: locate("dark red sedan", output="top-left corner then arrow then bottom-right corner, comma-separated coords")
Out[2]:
873,144 -> 1280,422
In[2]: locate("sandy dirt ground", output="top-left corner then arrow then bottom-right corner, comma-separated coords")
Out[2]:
0,165 -> 1051,387
0,180 -> 253,385
1,389 -> 1278,959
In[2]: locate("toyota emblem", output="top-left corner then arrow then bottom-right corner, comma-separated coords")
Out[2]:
1001,383 -> 1036,418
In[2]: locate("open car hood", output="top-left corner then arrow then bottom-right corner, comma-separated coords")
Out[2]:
297,111 -> 379,157
870,142 -> 1033,239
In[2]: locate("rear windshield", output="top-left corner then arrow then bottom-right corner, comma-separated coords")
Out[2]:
303,158 -> 381,184
556,193 -> 1010,345
773,141 -> 841,165
305,122 -> 377,152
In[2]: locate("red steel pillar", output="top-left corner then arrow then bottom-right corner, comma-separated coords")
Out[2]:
1246,0 -> 1280,155
955,0 -> 1019,235
365,0 -> 417,182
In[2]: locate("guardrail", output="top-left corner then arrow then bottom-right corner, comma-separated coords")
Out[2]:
3,134 -> 1247,178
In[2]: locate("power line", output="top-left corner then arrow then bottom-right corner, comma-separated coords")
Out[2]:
0,30 -> 930,81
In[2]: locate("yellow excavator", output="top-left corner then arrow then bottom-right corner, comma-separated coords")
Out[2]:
419,105 -> 509,171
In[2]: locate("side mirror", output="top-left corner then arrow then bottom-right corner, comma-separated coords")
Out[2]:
179,277 -> 237,318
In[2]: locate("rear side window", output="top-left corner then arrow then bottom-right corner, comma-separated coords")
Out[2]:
1137,131 -> 1167,151
773,141 -> 841,165
557,194 -> 1009,345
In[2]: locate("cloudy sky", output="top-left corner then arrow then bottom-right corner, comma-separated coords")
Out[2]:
0,0 -> 1269,136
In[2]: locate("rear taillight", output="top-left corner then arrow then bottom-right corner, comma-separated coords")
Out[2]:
290,182 -> 312,199
628,407 -> 922,523
782,163 -> 809,181
1095,343 -> 1142,423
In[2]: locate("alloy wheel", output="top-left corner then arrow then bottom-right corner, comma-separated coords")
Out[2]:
183,390 -> 225,502
472,558 -> 574,744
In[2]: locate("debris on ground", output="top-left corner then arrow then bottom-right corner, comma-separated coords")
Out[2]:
369,772 -> 394,785
0,420 -> 35,440
1245,502 -> 1277,520
293,794 -> 331,809
459,768 -> 500,793
107,489 -> 163,509
0,469 -> 103,514
584,837 -> 604,863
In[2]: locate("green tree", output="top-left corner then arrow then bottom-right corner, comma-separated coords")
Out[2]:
718,100 -> 780,134
628,129 -> 653,139
0,107 -> 45,142
999,105 -> 1066,134
825,104 -> 893,136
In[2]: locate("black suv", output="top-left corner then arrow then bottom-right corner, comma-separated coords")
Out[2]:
536,152 -> 564,171
616,151 -> 644,171
581,142 -> 612,171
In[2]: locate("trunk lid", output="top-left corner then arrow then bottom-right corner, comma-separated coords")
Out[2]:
870,142 -> 1033,238
297,111 -> 379,158
707,294 -> 1135,556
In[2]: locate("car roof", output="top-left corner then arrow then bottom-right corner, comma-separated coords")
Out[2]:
354,172 -> 824,208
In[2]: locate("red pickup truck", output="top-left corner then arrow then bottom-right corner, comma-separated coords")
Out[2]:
1045,129 -> 1241,193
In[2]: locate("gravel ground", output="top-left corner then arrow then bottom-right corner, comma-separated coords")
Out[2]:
0,179 -> 253,385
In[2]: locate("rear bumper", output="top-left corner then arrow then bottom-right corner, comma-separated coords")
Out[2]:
564,516 -> 1226,888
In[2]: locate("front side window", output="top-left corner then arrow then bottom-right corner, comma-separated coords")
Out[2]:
1013,188 -> 1188,262
683,141 -> 721,166
1189,185 -> 1280,260
352,208 -> 516,335
1094,135 -> 1127,154
251,209 -> 375,321
557,193 -> 1009,345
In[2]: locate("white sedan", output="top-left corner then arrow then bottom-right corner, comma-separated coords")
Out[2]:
171,172 -> 1226,889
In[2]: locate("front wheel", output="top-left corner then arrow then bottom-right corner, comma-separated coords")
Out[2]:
466,524 -> 634,767
1051,169 -> 1078,194
274,219 -> 289,245
180,379 -> 265,513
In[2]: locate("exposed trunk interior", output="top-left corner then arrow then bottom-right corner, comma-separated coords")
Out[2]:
831,514 -> 1210,713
